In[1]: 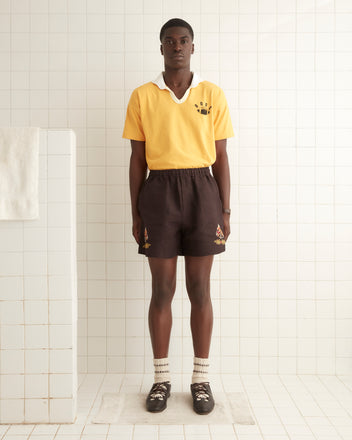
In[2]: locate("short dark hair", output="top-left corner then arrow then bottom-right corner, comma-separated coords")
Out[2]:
160,18 -> 194,42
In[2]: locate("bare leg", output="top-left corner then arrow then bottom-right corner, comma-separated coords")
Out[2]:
185,255 -> 214,358
148,256 -> 177,358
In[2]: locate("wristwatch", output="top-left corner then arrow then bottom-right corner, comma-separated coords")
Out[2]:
223,208 -> 231,215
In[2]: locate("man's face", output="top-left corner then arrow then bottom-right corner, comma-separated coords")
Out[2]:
160,26 -> 194,69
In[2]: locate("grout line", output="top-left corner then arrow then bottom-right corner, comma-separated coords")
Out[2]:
263,375 -> 307,439
275,0 -> 279,377
321,375 -> 352,419
23,0 -> 29,423
84,0 -> 88,376
46,128 -> 50,420
81,373 -> 106,430
314,0 -> 318,377
236,0 -> 240,379
237,375 -> 264,440
336,375 -> 352,395
333,0 -> 337,378
207,422 -> 211,440
256,0 -> 260,377
297,375 -> 344,439
66,0 -> 69,130
216,0 -> 223,384
295,0 -> 299,379
104,0 -> 108,377
318,375 -> 352,426
123,0 -> 128,380
278,375 -> 320,440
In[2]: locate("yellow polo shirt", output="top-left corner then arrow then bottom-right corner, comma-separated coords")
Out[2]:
123,72 -> 234,170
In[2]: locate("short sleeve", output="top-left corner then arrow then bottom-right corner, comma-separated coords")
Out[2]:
122,89 -> 146,141
213,88 -> 234,140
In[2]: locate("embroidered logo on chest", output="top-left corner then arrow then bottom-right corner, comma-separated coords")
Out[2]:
195,102 -> 212,115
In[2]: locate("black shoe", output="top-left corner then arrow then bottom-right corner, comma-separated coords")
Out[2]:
146,382 -> 171,413
190,382 -> 215,415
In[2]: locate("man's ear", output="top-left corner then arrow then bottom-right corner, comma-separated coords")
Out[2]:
160,44 -> 163,55
191,43 -> 194,54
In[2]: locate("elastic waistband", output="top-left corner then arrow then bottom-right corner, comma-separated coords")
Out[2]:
149,167 -> 211,177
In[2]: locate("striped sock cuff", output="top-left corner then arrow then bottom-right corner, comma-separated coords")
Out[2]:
192,357 -> 210,384
153,357 -> 171,383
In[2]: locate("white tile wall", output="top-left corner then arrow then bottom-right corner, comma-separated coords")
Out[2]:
1,0 -> 352,387
0,129 -> 77,423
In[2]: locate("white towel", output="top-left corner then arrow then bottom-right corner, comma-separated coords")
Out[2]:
0,127 -> 40,220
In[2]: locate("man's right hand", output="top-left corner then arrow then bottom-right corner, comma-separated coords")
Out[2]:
132,215 -> 141,245
129,140 -> 147,246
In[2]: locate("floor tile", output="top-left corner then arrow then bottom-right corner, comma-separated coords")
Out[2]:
1,374 -> 352,440
30,425 -> 58,435
54,436 -> 82,440
6,426 -> 35,435
28,436 -> 55,440
3,437 -> 32,440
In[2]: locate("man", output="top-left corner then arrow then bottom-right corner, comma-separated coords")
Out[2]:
123,18 -> 234,415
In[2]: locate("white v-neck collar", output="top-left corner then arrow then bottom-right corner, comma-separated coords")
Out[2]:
153,72 -> 202,104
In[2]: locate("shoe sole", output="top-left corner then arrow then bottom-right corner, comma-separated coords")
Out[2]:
193,405 -> 215,415
147,406 -> 167,413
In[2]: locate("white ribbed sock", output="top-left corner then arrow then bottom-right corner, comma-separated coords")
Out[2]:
192,357 -> 210,384
153,358 -> 171,383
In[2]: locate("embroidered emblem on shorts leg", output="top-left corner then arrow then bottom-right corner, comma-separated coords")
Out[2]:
143,227 -> 151,249
214,224 -> 226,245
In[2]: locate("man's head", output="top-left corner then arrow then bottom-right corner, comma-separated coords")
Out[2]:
160,18 -> 194,70
159,18 -> 194,42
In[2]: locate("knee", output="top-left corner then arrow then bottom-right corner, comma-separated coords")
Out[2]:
151,278 -> 176,310
186,279 -> 211,309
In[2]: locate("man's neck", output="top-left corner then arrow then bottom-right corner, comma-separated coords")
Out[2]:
163,68 -> 193,89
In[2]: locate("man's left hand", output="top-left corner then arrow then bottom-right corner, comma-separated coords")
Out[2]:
223,214 -> 231,241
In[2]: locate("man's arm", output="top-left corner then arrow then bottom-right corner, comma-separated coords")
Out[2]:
212,139 -> 231,241
129,140 -> 147,244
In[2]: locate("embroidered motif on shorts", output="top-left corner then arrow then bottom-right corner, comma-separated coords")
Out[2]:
214,224 -> 225,245
143,227 -> 151,249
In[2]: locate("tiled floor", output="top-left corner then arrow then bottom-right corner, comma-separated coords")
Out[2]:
0,374 -> 352,440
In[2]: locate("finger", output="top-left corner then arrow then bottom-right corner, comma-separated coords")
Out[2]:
132,227 -> 140,245
135,231 -> 140,245
224,226 -> 231,241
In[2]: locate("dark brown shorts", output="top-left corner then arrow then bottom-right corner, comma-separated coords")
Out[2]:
137,167 -> 226,258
